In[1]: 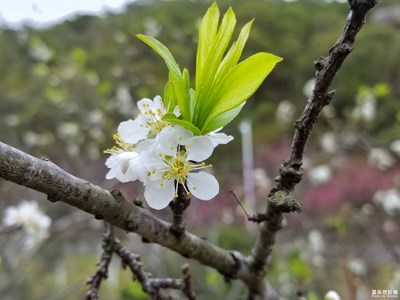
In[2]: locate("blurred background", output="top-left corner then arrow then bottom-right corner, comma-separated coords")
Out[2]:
0,0 -> 399,299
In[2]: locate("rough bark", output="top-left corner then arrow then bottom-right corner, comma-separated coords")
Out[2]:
246,0 -> 377,298
0,1 -> 377,299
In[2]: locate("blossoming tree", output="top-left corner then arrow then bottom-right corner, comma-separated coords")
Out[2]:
0,1 -> 378,299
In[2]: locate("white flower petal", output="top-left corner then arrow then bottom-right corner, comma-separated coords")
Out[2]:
137,98 -> 154,114
208,132 -> 234,146
118,118 -> 149,144
153,95 -> 165,113
173,105 -> 181,117
144,179 -> 175,209
105,154 -> 121,168
187,172 -> 219,200
105,152 -> 139,182
134,139 -> 154,153
157,126 -> 193,151
129,155 -> 150,182
186,136 -> 215,161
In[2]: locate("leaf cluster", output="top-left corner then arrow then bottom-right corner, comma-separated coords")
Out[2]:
138,3 -> 282,134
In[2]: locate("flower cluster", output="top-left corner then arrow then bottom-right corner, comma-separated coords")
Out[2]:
104,2 -> 281,209
105,96 -> 233,209
2,201 -> 51,247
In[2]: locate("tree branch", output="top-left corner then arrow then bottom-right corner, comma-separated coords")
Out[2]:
169,184 -> 191,238
246,1 -> 377,298
85,224 -> 114,300
0,1 -> 377,299
0,141 -> 266,295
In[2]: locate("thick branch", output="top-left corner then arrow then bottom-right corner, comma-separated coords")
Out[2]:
246,1 -> 377,298
0,141 -> 267,294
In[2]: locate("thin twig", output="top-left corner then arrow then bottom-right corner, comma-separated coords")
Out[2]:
169,184 -> 191,238
229,190 -> 251,219
246,1 -> 377,298
181,263 -> 196,300
85,223 -> 114,300
229,190 -> 268,223
113,235 -> 195,300
0,224 -> 21,234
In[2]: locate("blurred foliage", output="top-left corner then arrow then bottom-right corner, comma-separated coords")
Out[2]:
1,0 -> 399,164
1,0 -> 400,299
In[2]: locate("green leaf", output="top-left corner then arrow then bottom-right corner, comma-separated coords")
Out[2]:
201,52 -> 282,131
215,19 -> 253,83
197,19 -> 253,129
162,113 -> 202,135
137,34 -> 181,77
194,5 -> 236,125
137,34 -> 191,119
202,103 -> 244,133
196,2 -> 220,90
163,78 -> 177,110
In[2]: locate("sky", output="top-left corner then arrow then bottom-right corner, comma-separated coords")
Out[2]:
0,0 -> 133,28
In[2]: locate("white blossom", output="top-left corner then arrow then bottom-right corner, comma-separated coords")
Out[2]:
368,147 -> 395,170
308,164 -> 332,186
390,139 -> 400,156
104,135 -> 152,182
307,229 -> 326,267
105,96 -> 234,210
254,168 -> 271,191
303,78 -> 316,98
348,258 -> 367,276
141,126 -> 219,209
373,188 -> 400,215
352,92 -> 376,123
320,132 -> 338,154
118,96 -> 178,144
207,129 -> 234,146
275,100 -> 296,126
324,291 -> 341,300
3,201 -> 51,247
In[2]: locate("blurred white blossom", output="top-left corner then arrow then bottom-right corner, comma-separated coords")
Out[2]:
308,164 -> 332,186
389,267 -> 400,290
348,258 -> 367,276
307,229 -> 326,267
23,131 -> 54,147
29,39 -> 53,62
382,220 -> 398,233
303,78 -> 316,98
308,229 -> 325,253
3,201 -> 51,247
320,132 -> 339,154
373,188 -> 400,215
275,100 -> 296,126
368,147 -> 395,170
352,91 -> 376,123
254,168 -> 271,191
57,122 -> 80,140
390,139 -> 400,156
144,18 -> 162,37
324,290 -> 341,300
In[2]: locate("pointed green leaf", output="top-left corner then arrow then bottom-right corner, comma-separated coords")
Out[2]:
196,2 -> 220,90
215,19 -> 253,81
194,6 -> 237,125
137,34 -> 181,77
137,34 -> 191,119
202,103 -> 245,134
196,19 -> 253,127
201,52 -> 282,131
162,113 -> 202,135
163,76 -> 178,110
